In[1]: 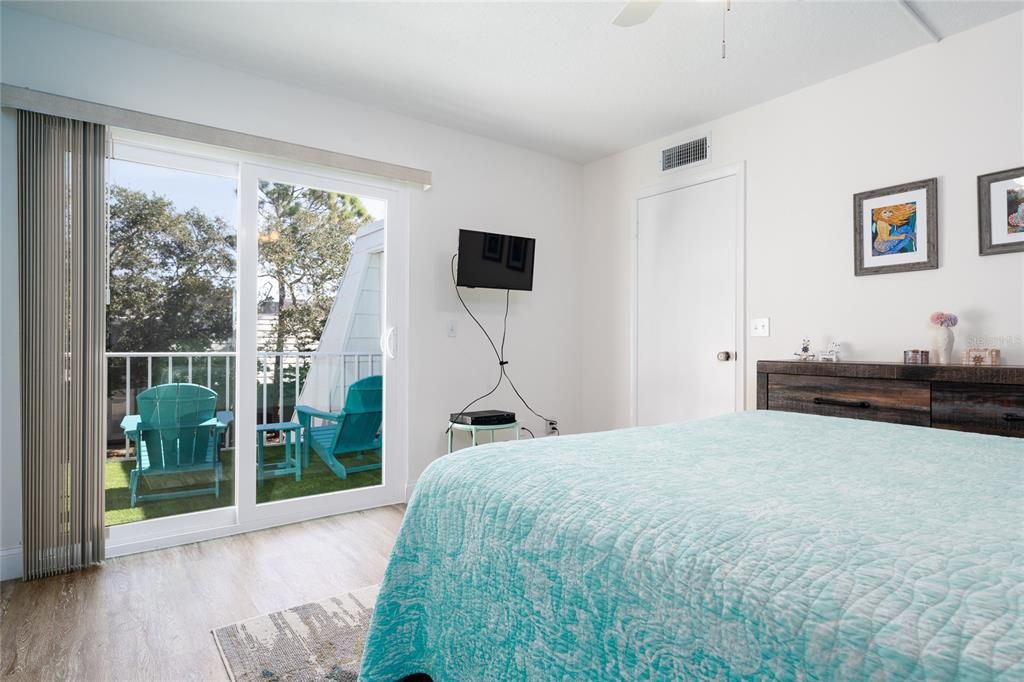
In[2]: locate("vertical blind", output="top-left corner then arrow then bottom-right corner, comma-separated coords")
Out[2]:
18,110 -> 107,580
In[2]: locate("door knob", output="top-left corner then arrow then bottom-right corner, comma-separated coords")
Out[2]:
717,351 -> 732,361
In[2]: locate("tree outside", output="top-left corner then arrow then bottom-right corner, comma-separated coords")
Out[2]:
107,182 -> 371,356
107,185 -> 236,353
256,181 -> 372,354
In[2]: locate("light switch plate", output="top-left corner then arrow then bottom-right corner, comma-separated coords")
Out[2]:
751,318 -> 770,337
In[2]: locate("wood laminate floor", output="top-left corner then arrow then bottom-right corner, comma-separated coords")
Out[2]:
0,505 -> 405,681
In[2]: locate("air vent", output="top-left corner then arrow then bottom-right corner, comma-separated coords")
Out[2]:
662,135 -> 710,172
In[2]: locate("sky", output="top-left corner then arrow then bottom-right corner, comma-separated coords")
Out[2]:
110,159 -> 239,227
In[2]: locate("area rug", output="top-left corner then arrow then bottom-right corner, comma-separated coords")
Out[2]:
213,584 -> 378,682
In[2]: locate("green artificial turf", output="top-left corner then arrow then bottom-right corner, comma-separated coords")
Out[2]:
104,445 -> 382,526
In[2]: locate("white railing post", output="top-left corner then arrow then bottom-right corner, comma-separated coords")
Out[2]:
279,354 -> 285,424
225,356 -> 232,447
124,357 -> 131,427
346,355 -> 351,405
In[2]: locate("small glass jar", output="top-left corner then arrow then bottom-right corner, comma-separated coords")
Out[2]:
903,349 -> 930,364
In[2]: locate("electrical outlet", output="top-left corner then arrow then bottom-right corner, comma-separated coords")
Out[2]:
546,420 -> 559,436
751,317 -> 770,337
447,319 -> 457,337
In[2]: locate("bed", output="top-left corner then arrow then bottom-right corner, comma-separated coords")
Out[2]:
360,410 -> 1023,681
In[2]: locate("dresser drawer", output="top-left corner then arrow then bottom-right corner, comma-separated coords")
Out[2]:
931,382 -> 1024,437
767,374 -> 931,426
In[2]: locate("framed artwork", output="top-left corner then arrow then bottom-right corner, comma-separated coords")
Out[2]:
853,178 -> 938,276
978,166 -> 1024,256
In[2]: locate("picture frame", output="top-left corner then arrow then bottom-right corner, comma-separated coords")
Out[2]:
978,166 -> 1024,256
853,177 -> 938,276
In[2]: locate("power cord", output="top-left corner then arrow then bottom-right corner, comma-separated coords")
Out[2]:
501,364 -> 558,432
447,252 -> 557,435
451,253 -> 503,363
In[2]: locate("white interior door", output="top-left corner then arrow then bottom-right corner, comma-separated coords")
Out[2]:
636,174 -> 740,426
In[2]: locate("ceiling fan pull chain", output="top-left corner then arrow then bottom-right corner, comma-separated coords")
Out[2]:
721,2 -> 728,60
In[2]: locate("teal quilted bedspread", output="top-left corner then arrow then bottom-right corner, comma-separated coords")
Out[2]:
361,411 -> 1023,681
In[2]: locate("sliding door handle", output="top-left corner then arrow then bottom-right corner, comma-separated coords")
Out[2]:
813,397 -> 871,409
379,326 -> 396,359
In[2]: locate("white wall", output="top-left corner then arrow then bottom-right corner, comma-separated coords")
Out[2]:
580,12 -> 1024,433
0,8 -> 583,578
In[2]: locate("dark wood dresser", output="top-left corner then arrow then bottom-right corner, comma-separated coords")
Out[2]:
756,360 -> 1024,438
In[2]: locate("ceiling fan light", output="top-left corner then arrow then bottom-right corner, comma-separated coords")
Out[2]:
612,1 -> 661,28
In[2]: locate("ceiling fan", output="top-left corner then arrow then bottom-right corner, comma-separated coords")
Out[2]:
612,0 -> 942,42
612,1 -> 732,58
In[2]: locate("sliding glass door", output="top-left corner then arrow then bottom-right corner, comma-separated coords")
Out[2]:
239,163 -> 406,526
105,131 -> 408,555
250,171 -> 386,505
104,145 -> 239,527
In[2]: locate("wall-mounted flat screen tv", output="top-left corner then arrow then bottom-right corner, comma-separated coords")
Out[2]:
456,229 -> 536,291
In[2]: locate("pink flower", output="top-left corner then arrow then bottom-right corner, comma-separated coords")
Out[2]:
930,312 -> 958,328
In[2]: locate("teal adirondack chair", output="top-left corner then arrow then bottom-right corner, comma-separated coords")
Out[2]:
296,375 -> 382,479
120,383 -> 229,507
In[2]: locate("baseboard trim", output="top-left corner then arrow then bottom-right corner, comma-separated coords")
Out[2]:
0,545 -> 22,581
106,495 -> 406,560
0,494 -> 409,580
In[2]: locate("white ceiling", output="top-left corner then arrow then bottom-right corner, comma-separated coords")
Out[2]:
10,1 -> 1022,163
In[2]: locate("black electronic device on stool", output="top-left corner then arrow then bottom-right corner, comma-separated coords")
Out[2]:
449,410 -> 517,427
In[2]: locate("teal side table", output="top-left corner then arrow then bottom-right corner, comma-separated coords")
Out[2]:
447,421 -> 520,454
257,421 -> 302,486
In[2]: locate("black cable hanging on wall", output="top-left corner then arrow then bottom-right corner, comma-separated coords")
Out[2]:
446,252 -> 557,437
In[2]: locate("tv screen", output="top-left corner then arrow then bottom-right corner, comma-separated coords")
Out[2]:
457,229 -> 536,291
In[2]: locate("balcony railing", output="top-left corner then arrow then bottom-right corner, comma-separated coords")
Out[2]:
105,351 -> 382,454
